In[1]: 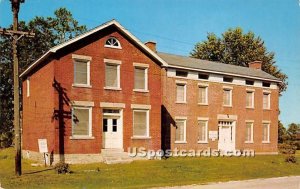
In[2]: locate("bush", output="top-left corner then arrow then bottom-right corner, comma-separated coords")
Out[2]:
278,143 -> 297,154
285,155 -> 297,163
54,162 -> 71,174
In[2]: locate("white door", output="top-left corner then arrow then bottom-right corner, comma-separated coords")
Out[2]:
103,117 -> 122,149
218,121 -> 235,152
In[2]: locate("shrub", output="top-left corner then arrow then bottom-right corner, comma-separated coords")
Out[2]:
285,155 -> 297,163
278,143 -> 297,154
54,162 -> 71,174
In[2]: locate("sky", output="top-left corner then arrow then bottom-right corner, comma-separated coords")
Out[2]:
0,0 -> 299,126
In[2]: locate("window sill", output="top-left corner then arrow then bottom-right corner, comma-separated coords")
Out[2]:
72,84 -> 92,88
245,141 -> 254,144
104,87 -> 122,91
223,105 -> 232,108
263,108 -> 271,111
133,89 -> 149,93
104,45 -> 122,49
198,103 -> 208,106
131,136 -> 151,140
69,136 -> 95,140
262,141 -> 270,144
175,101 -> 187,104
197,141 -> 208,144
246,107 -> 254,109
175,141 -> 187,144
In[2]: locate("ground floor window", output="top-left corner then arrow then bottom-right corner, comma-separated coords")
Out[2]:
133,110 -> 149,137
262,123 -> 270,143
198,120 -> 208,143
72,107 -> 92,137
175,119 -> 186,143
245,122 -> 253,143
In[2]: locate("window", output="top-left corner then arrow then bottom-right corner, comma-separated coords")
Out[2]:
198,120 -> 208,143
175,119 -> 186,143
263,92 -> 270,109
176,70 -> 188,77
223,88 -> 232,106
26,78 -> 30,97
198,73 -> 209,80
246,80 -> 254,85
245,122 -> 253,143
176,83 -> 186,103
246,91 -> 254,108
262,82 -> 271,88
105,63 -> 120,89
198,86 -> 208,105
223,77 -> 233,83
133,110 -> 149,137
74,59 -> 90,86
262,123 -> 270,143
134,67 -> 148,91
72,107 -> 92,137
105,37 -> 121,49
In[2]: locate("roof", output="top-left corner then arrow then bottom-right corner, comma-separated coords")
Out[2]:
158,52 -> 280,82
20,19 -> 168,77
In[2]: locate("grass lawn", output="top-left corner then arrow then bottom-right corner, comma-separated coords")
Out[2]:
0,148 -> 299,189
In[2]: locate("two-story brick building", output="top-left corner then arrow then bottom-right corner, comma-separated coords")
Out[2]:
20,20 -> 281,164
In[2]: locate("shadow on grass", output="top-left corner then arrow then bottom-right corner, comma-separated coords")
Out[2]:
23,168 -> 55,175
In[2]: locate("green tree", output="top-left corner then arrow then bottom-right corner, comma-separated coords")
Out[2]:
191,28 -> 288,93
278,121 -> 288,144
0,7 -> 86,148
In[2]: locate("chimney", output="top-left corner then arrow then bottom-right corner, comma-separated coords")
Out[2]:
248,60 -> 262,70
145,41 -> 156,52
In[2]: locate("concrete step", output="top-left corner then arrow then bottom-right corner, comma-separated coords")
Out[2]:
101,148 -> 133,164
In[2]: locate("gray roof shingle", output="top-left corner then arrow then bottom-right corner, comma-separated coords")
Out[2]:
158,52 -> 280,82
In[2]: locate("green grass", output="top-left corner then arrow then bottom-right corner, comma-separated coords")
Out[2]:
0,148 -> 300,189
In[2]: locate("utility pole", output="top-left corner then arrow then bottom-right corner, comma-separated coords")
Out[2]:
0,0 -> 34,176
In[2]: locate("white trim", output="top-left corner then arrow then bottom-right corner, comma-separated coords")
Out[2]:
100,102 -> 125,108
223,86 -> 233,89
263,120 -> 271,123
175,116 -> 187,120
26,78 -> 30,97
72,54 -> 92,61
131,136 -> 152,140
72,101 -> 94,107
175,118 -> 187,143
20,20 -> 168,77
133,62 -> 149,68
217,114 -> 237,121
71,106 -> 93,138
69,136 -> 95,140
246,88 -> 255,92
131,104 -> 151,110
132,109 -> 150,138
104,58 -> 122,65
73,58 -> 91,87
245,122 -> 254,143
175,80 -> 187,84
197,117 -> 209,121
104,37 -> 122,49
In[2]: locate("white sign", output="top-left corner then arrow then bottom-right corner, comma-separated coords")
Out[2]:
38,139 -> 48,153
209,131 -> 218,141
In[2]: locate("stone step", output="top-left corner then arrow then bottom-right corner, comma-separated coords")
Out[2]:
105,158 -> 133,164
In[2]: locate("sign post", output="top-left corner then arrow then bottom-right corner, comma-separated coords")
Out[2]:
38,139 -> 48,167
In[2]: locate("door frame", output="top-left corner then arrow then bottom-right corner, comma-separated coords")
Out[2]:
218,120 -> 236,152
102,109 -> 123,149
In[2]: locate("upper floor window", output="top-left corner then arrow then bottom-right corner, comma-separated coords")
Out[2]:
246,80 -> 254,86
105,37 -> 121,49
133,63 -> 149,92
104,59 -> 121,90
176,81 -> 187,103
263,92 -> 270,109
176,70 -> 188,77
198,85 -> 208,105
26,78 -> 30,97
262,82 -> 271,88
198,73 -> 209,80
246,90 -> 254,108
223,76 -> 233,83
73,57 -> 91,87
223,87 -> 232,107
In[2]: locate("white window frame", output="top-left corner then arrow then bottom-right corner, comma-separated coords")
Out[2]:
174,118 -> 187,143
246,89 -> 255,109
263,91 -> 271,110
197,118 -> 208,143
262,121 -> 270,143
71,106 -> 93,139
104,59 -> 121,90
26,78 -> 30,97
72,54 -> 92,88
223,86 -> 232,107
132,109 -> 150,139
175,80 -> 187,103
133,63 -> 149,92
245,121 -> 254,143
198,83 -> 208,105
104,37 -> 122,49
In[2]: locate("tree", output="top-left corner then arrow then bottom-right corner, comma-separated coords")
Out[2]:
191,28 -> 288,93
0,7 -> 87,148
278,121 -> 288,144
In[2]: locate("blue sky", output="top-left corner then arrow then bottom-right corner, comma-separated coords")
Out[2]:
1,0 -> 299,126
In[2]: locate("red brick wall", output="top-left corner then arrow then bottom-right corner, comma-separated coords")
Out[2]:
162,75 -> 279,153
22,60 -> 56,153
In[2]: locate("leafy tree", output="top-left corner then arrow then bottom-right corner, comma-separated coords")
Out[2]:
191,28 -> 288,93
0,7 -> 86,148
278,121 -> 288,144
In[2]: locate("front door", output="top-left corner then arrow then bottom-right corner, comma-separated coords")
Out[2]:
102,117 -> 122,149
218,121 -> 235,152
